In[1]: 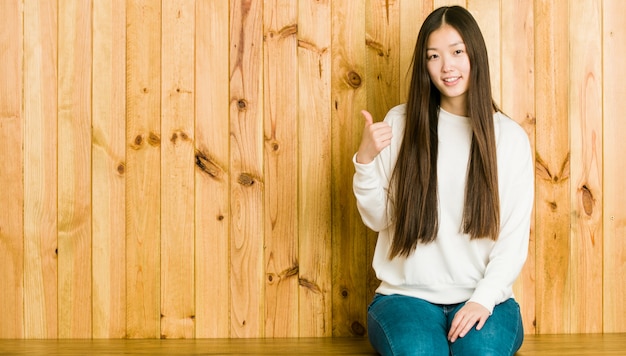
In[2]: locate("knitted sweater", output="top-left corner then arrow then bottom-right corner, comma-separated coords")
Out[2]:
352,104 -> 534,313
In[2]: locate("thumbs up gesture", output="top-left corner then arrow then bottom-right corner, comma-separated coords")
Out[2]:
356,110 -> 392,164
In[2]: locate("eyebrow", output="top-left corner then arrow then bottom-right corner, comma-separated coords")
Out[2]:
426,42 -> 465,51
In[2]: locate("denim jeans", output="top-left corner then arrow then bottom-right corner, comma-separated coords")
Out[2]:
367,294 -> 524,356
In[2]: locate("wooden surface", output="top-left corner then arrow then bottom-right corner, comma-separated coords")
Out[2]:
1,334 -> 626,355
2,0 -> 626,339
603,0 -> 626,333
0,0 -> 24,340
23,0 -> 58,339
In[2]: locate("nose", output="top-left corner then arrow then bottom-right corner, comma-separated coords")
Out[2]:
442,57 -> 454,72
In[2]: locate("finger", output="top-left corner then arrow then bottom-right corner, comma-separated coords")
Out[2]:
361,110 -> 373,127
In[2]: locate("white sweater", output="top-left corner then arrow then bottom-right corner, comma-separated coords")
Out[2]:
353,104 -> 534,313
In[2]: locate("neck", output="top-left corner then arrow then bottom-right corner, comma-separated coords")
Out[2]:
440,97 -> 467,117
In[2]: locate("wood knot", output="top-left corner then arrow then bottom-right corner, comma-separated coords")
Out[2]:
347,71 -> 362,88
341,289 -> 349,298
581,185 -> 594,216
351,321 -> 366,336
237,99 -> 248,111
117,163 -> 125,175
195,149 -> 222,178
237,173 -> 255,186
148,132 -> 161,146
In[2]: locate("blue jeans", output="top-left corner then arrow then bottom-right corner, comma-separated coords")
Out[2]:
367,294 -> 523,356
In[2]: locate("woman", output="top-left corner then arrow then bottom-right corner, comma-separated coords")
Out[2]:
353,6 -> 533,356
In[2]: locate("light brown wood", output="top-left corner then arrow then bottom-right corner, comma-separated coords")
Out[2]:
92,0 -> 126,339
500,0 -> 537,335
125,0 -> 161,339
399,1 -> 431,101
467,0 -> 500,105
57,0 -> 93,339
569,0 -> 604,334
297,0 -> 333,337
229,0 -> 265,338
331,0 -> 369,338
263,0 -> 299,338
160,0 -> 196,339
194,0 -> 231,339
0,0 -> 24,340
602,0 -> 626,333
534,0 -> 571,334
2,0 -> 626,340
1,334 -> 626,355
23,0 -> 58,339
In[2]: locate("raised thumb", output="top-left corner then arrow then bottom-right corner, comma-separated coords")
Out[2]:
361,110 -> 373,126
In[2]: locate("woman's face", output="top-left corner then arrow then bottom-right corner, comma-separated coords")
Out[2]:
426,24 -> 471,116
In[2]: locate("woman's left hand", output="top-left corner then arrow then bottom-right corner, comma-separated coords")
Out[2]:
448,301 -> 490,343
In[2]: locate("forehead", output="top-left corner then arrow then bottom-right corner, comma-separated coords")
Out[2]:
426,24 -> 464,50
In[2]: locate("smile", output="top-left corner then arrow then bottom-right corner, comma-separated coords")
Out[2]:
443,76 -> 460,83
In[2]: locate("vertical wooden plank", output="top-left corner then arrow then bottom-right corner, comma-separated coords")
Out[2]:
92,0 -> 126,339
23,0 -> 59,339
297,0 -> 332,337
57,0 -> 93,338
126,0 -> 161,339
366,0 -> 400,121
433,0 -> 467,8
399,0 -> 432,101
263,0 -> 299,338
500,0 -> 536,335
365,0 -> 400,299
0,0 -> 24,339
569,0 -> 603,334
467,0 -> 500,106
229,0 -> 264,338
195,0 -> 230,339
331,0 -> 368,337
603,0 -> 626,333
161,0 -> 195,339
534,0 -> 571,335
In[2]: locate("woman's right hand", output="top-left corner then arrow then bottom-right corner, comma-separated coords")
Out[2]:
356,110 -> 392,164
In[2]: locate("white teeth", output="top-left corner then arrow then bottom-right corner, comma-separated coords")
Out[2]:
443,77 -> 459,82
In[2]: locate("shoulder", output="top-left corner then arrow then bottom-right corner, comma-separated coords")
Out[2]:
494,111 -> 531,150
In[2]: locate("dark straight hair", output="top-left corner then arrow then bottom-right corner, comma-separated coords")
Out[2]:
389,6 -> 500,258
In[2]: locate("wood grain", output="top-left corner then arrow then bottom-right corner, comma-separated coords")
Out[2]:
500,0 -> 536,335
399,1 -> 432,101
229,0 -> 265,338
569,0 -> 603,334
534,0 -> 571,334
160,0 -> 195,339
92,0 -> 126,339
297,0 -> 332,337
195,0 -> 231,338
467,0 -> 500,105
0,0 -> 24,339
57,0 -> 93,339
331,0 -> 369,337
23,0 -> 58,339
602,0 -> 626,333
263,0 -> 299,338
126,0 -> 162,339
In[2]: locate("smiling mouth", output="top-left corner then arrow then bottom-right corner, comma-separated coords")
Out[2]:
443,76 -> 460,83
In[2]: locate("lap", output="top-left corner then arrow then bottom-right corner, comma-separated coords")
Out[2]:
367,294 -> 523,356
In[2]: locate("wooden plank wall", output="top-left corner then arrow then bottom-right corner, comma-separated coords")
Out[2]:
1,0 -> 625,339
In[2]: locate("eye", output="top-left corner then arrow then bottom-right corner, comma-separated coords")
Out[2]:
427,53 -> 439,60
454,49 -> 465,55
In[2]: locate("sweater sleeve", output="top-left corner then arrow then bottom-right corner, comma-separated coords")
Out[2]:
468,120 -> 535,313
